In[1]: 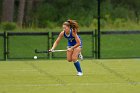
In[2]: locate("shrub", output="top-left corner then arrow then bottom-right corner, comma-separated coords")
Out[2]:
1,22 -> 16,31
113,18 -> 126,27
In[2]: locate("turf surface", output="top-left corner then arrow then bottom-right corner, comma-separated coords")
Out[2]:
0,59 -> 140,93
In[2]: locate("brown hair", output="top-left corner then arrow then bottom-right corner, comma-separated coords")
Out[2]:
63,19 -> 79,32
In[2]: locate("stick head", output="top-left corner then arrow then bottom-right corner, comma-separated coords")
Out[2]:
35,49 -> 38,53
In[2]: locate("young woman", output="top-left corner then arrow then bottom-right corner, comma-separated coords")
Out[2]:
50,19 -> 83,76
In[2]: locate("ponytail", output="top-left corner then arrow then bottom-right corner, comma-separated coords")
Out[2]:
67,19 -> 79,32
63,19 -> 79,32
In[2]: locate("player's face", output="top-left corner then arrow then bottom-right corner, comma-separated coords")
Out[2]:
63,25 -> 70,33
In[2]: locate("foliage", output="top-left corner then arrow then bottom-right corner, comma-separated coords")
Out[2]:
0,0 -> 140,29
1,22 -> 16,31
31,0 -> 140,28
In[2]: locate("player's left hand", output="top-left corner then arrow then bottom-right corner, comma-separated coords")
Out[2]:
49,49 -> 54,52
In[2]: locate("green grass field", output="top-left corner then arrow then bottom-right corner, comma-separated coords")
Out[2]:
0,59 -> 140,93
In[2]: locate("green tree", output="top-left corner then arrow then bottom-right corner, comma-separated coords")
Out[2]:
111,0 -> 140,22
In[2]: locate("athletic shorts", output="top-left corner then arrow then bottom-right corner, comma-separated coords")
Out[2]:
67,46 -> 82,49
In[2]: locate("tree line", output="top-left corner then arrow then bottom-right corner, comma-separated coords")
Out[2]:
0,0 -> 140,28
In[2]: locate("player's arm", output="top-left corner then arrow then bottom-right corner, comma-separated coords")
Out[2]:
71,31 -> 81,49
51,31 -> 64,50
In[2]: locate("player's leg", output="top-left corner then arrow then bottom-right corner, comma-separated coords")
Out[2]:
67,48 -> 73,62
72,47 -> 81,61
72,47 -> 83,76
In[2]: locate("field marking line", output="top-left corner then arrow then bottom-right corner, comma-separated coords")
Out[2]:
0,69 -> 37,72
92,60 -> 139,86
1,82 -> 140,87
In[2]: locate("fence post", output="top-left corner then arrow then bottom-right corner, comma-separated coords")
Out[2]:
97,0 -> 101,59
3,31 -> 7,60
95,29 -> 98,59
48,31 -> 52,60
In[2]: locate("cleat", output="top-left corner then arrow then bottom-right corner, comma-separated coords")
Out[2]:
78,52 -> 84,61
77,72 -> 83,76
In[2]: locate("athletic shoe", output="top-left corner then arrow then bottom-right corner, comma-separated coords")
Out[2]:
78,52 -> 83,61
77,72 -> 83,76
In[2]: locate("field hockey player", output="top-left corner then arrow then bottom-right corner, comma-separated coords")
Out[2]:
50,19 -> 83,76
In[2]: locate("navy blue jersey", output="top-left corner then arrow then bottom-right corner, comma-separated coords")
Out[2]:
64,29 -> 82,47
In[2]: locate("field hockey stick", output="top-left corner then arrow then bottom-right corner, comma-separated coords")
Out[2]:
35,49 -> 67,54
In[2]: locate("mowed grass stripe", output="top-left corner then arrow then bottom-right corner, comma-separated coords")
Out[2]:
0,59 -> 140,93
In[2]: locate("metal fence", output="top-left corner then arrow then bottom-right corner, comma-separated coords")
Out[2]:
100,31 -> 140,59
0,30 -> 140,60
0,32 -> 50,60
0,31 -> 95,60
0,32 -> 4,60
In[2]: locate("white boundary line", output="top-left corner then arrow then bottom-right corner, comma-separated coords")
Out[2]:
1,82 -> 140,87
0,69 -> 37,72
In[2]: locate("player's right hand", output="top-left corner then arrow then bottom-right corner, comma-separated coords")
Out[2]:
67,48 -> 73,52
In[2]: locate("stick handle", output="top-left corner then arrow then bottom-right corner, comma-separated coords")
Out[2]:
35,49 -> 67,54
53,50 -> 67,52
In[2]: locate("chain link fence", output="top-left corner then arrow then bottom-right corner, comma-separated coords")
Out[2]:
0,31 -> 95,60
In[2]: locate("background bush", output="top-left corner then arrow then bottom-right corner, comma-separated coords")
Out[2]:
1,22 -> 16,31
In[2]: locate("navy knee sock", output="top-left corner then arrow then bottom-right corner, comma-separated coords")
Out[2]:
74,60 -> 82,72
